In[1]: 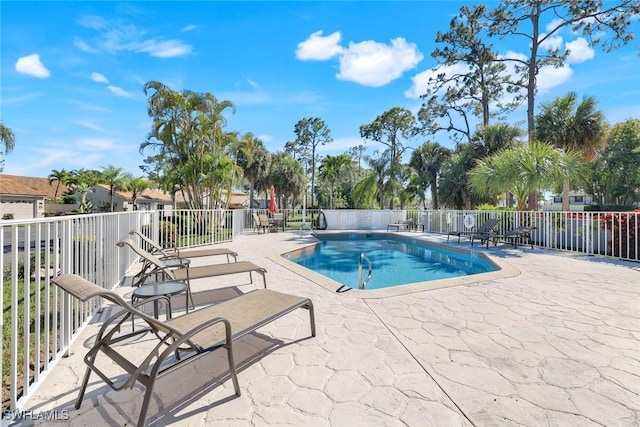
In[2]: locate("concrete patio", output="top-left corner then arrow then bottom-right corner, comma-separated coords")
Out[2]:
17,231 -> 640,426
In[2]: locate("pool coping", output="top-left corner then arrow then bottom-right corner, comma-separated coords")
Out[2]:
269,230 -> 521,299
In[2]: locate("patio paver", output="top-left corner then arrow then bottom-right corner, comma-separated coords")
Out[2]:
17,231 -> 640,426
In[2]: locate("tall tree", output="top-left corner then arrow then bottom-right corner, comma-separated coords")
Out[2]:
360,107 -> 417,209
48,168 -> 71,201
487,0 -> 638,142
122,174 -> 150,210
347,144 -> 367,176
409,142 -> 451,209
419,5 -> 516,144
353,152 -> 391,209
536,92 -> 607,210
292,118 -> 333,207
269,151 -> 306,210
600,119 -> 640,204
0,121 -> 16,173
237,135 -> 270,208
319,154 -> 353,209
471,123 -> 522,158
141,81 -> 236,210
486,0 -> 638,209
100,165 -> 126,212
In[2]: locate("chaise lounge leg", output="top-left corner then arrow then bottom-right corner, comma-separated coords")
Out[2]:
307,302 -> 316,337
75,367 -> 93,409
226,343 -> 241,397
138,383 -> 156,427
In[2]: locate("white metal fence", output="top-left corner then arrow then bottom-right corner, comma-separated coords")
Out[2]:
2,207 -> 638,412
0,209 -> 236,412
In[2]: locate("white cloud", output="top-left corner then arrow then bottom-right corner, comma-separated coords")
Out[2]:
135,39 -> 192,58
565,38 -> 595,63
78,137 -> 118,150
536,65 -> 573,94
75,16 -> 193,58
107,85 -> 131,97
405,63 -> 469,99
74,120 -> 104,132
257,134 -> 273,143
74,38 -> 100,53
296,30 -> 344,60
539,33 -> 563,51
181,24 -> 197,33
545,18 -> 565,33
247,78 -> 261,90
318,136 -> 367,154
78,15 -> 108,31
15,54 -> 50,78
338,38 -> 423,87
297,31 -> 423,87
91,72 -> 109,83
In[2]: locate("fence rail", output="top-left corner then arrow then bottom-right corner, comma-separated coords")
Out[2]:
1,207 -> 638,412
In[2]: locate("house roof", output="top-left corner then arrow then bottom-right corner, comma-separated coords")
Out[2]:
174,189 -> 249,208
0,174 -> 67,199
95,184 -> 173,202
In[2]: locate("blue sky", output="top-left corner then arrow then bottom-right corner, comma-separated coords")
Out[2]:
2,1 -> 639,178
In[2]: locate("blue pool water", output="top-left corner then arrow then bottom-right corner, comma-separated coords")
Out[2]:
286,234 -> 498,290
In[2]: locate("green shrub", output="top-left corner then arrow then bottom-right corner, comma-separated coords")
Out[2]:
475,203 -> 515,211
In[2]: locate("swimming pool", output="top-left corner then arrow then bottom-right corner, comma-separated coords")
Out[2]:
284,233 -> 499,290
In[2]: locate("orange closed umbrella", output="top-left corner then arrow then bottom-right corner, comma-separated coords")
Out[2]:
269,186 -> 278,213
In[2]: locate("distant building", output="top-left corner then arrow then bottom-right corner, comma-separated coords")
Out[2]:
174,189 -> 249,209
543,191 -> 596,211
0,174 -> 70,219
87,184 -> 174,212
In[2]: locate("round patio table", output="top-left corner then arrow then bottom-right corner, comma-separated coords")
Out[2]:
132,280 -> 188,320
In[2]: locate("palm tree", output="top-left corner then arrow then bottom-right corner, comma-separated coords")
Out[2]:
470,123 -> 523,206
0,121 -> 16,173
471,123 -> 522,158
353,152 -> 390,209
469,141 -> 578,210
100,165 -> 126,212
536,92 -> 607,211
239,138 -> 270,208
123,175 -> 150,210
48,168 -> 71,201
319,154 -> 353,209
141,81 -> 236,210
409,142 -> 451,209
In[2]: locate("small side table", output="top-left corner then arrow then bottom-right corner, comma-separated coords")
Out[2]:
151,257 -> 191,283
132,280 -> 189,320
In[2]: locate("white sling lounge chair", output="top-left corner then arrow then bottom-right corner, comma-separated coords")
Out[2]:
117,238 -> 267,309
129,229 -> 238,263
51,273 -> 315,427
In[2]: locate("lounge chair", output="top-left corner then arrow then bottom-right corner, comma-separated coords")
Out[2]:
252,212 -> 270,233
129,230 -> 238,263
117,238 -> 267,308
499,225 -> 537,249
51,273 -> 315,427
269,212 -> 285,231
387,219 -> 414,232
447,218 -> 499,246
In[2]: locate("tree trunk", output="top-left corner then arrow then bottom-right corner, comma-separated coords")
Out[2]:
562,177 -> 570,212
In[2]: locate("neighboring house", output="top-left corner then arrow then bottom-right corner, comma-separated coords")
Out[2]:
543,191 -> 596,211
174,189 -> 249,209
0,174 -> 70,219
88,184 -> 174,213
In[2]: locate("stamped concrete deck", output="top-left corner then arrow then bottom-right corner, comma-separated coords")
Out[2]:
19,231 -> 640,426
